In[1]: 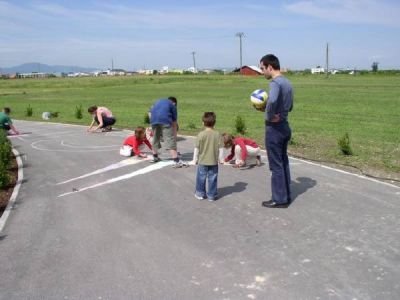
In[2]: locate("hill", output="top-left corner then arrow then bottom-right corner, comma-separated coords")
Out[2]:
0,63 -> 97,74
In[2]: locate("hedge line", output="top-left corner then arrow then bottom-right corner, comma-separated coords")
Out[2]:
0,130 -> 12,189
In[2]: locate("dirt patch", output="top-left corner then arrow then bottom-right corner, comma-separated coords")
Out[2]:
0,154 -> 18,217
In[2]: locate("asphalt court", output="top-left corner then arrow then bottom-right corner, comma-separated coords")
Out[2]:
1,120 -> 399,299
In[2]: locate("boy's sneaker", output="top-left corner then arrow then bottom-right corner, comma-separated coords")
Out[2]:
208,198 -> 216,202
172,160 -> 188,168
149,156 -> 161,163
194,194 -> 205,200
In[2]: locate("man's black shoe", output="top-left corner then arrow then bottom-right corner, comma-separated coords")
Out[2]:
262,200 -> 289,208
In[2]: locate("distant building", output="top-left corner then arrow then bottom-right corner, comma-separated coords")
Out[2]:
18,72 -> 49,78
159,66 -> 169,74
186,67 -> 197,73
234,65 -> 262,76
311,66 -> 325,74
109,69 -> 126,76
138,69 -> 155,75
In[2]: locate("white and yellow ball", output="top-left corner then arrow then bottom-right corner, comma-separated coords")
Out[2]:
250,89 -> 268,109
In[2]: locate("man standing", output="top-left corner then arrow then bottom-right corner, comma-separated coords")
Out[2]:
0,107 -> 20,135
259,54 -> 293,208
149,96 -> 186,168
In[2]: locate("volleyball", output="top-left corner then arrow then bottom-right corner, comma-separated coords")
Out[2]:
250,89 -> 268,109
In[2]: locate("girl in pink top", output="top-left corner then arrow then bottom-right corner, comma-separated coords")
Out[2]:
223,133 -> 261,168
87,105 -> 116,132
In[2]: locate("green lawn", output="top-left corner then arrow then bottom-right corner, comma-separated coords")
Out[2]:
1,74 -> 399,179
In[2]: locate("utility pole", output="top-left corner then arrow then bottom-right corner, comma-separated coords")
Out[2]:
235,32 -> 244,73
111,58 -> 114,70
191,51 -> 196,74
325,42 -> 329,78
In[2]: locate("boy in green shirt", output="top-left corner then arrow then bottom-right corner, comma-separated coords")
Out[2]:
191,112 -> 224,201
0,107 -> 20,135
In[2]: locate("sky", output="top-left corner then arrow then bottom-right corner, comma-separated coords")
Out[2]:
1,0 -> 400,70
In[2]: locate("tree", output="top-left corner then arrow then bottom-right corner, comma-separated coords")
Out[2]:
372,62 -> 379,72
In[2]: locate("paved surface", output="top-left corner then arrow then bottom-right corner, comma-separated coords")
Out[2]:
0,120 -> 399,300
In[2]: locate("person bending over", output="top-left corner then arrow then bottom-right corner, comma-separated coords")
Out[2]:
0,107 -> 20,135
87,105 -> 116,133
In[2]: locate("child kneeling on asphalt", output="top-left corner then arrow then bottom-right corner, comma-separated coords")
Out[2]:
120,126 -> 152,158
222,133 -> 261,168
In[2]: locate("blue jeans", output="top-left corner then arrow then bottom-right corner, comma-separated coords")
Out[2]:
195,165 -> 218,199
265,123 -> 292,204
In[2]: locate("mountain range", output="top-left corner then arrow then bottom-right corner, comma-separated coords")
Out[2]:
0,63 -> 98,74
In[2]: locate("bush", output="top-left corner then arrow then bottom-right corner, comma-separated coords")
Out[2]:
187,121 -> 197,130
234,115 -> 246,135
338,132 -> 353,155
25,105 -> 33,117
75,104 -> 83,119
0,161 -> 9,189
0,130 -> 12,168
0,131 -> 11,189
144,112 -> 150,124
289,136 -> 298,145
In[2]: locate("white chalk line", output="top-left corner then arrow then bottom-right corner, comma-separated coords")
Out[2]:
58,160 -> 174,197
57,158 -> 145,185
290,157 -> 400,190
60,140 -> 120,149
0,149 -> 24,233
31,140 -> 119,152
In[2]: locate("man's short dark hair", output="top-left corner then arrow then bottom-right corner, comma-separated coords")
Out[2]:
260,54 -> 280,70
202,112 -> 216,127
168,96 -> 177,105
3,107 -> 11,114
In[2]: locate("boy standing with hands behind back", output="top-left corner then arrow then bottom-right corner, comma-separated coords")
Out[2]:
190,112 -> 224,201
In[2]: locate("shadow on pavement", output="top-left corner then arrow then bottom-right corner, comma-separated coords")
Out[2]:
218,181 -> 248,199
291,177 -> 317,203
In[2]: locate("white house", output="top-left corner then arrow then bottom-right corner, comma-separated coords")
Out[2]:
311,66 -> 325,74
159,66 -> 169,74
186,67 -> 197,73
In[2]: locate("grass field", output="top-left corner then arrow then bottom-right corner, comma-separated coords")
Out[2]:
0,74 -> 399,180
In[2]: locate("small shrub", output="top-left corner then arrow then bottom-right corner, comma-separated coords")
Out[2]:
0,131 -> 12,168
338,132 -> 353,155
144,112 -> 150,124
234,115 -> 246,135
0,131 -> 11,189
75,105 -> 83,119
187,121 -> 196,130
289,136 -> 298,145
25,105 -> 33,117
50,111 -> 59,118
0,161 -> 9,189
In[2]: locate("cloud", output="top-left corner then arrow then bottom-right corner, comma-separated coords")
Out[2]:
33,2 -> 250,30
284,0 -> 400,27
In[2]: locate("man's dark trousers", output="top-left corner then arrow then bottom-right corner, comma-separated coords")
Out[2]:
265,122 -> 292,204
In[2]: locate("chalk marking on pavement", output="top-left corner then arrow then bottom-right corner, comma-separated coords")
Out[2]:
60,140 -> 120,148
0,149 -> 24,233
31,140 -> 119,152
291,156 -> 400,190
36,130 -> 75,137
57,158 -> 145,185
58,160 -> 174,197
